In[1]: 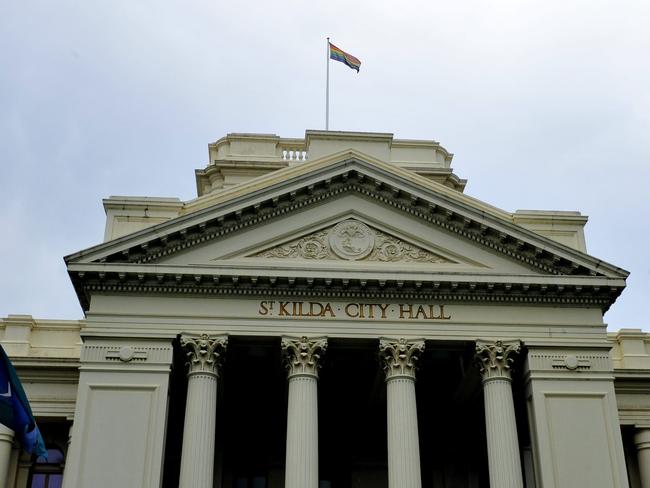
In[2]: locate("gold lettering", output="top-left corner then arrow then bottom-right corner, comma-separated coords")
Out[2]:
258,301 -> 269,316
378,303 -> 390,319
322,303 -> 336,318
345,303 -> 359,318
415,305 -> 428,319
309,302 -> 324,317
439,304 -> 451,320
270,302 -> 448,320
428,304 -> 438,319
399,304 -> 413,319
279,301 -> 290,316
366,304 -> 375,319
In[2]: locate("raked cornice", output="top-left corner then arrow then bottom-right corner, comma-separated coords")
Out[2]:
65,155 -> 628,277
65,154 -> 628,310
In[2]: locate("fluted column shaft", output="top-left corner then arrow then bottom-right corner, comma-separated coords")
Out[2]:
475,340 -> 524,488
0,424 -> 15,488
380,338 -> 425,488
178,334 -> 227,488
282,336 -> 327,488
635,429 -> 650,488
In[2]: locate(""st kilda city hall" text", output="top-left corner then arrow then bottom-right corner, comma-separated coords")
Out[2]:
258,301 -> 451,320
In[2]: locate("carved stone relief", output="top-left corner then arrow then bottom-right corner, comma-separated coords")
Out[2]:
252,219 -> 453,263
475,340 -> 521,381
181,333 -> 228,376
282,336 -> 327,378
379,337 -> 426,380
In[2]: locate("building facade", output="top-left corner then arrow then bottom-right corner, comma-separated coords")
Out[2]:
1,130 -> 649,488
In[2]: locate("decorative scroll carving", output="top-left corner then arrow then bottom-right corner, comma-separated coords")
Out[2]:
475,340 -> 521,381
281,336 -> 327,378
181,333 -> 228,376
379,337 -> 425,380
253,219 -> 452,263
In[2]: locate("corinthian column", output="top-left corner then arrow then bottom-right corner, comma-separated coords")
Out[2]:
379,338 -> 425,488
178,333 -> 228,488
0,424 -> 15,488
282,336 -> 327,488
475,340 -> 524,488
635,429 -> 650,488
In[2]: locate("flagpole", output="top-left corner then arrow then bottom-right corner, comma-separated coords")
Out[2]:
326,37 -> 330,130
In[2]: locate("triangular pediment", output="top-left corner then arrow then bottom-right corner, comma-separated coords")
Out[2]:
65,149 -> 628,311
247,219 -> 458,264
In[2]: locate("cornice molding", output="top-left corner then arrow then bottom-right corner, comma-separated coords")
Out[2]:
67,271 -> 623,310
132,180 -> 571,274
65,165 -> 626,280
65,162 -> 628,312
68,264 -> 624,313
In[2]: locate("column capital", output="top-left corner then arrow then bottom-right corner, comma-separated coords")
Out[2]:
379,337 -> 425,380
282,336 -> 327,378
635,428 -> 650,451
180,333 -> 228,376
475,339 -> 521,381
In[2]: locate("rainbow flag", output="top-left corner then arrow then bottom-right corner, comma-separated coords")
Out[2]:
329,42 -> 361,72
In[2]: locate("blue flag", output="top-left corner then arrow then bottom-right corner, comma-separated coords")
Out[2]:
0,345 -> 46,458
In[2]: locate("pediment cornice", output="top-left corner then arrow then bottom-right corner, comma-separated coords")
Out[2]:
65,152 -> 628,311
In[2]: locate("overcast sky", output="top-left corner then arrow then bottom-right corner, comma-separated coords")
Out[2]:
1,0 -> 648,331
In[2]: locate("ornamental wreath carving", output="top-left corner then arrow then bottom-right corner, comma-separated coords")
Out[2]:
253,219 -> 452,263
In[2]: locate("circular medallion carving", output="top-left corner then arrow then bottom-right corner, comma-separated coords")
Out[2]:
329,220 -> 375,260
564,355 -> 579,370
119,346 -> 134,362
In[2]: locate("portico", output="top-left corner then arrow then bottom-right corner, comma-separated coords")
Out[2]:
56,130 -> 630,488
161,332 -> 525,488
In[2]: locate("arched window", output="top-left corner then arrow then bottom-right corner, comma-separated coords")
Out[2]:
29,447 -> 65,488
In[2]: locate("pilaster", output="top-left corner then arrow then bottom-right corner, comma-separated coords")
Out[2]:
524,345 -> 629,488
62,337 -> 173,488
